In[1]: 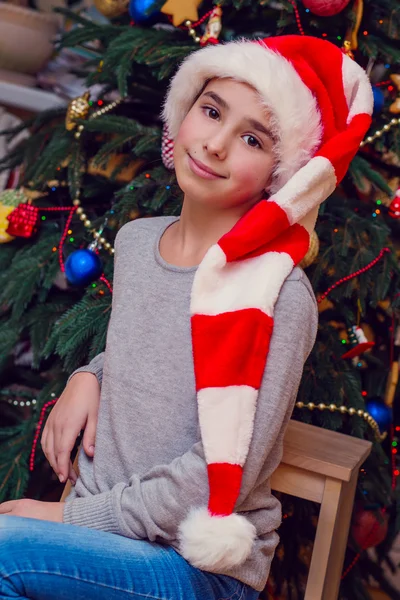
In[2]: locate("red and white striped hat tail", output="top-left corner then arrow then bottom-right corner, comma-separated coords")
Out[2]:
170,35 -> 373,572
178,463 -> 257,571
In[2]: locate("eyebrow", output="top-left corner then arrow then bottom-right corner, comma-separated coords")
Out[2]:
202,90 -> 276,142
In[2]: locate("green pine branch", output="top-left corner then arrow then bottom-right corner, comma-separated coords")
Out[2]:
0,230 -> 60,321
43,290 -> 111,373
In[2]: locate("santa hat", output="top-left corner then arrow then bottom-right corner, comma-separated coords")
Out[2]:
161,35 -> 373,572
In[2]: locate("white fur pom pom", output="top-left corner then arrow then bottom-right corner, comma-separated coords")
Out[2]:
178,507 -> 257,571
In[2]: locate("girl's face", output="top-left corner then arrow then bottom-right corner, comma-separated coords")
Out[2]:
173,78 -> 277,211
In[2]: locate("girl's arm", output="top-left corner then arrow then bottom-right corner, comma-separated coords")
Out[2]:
67,351 -> 105,387
63,272 -> 318,545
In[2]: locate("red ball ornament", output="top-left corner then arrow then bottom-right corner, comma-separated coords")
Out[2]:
351,508 -> 389,550
302,0 -> 351,17
388,189 -> 400,219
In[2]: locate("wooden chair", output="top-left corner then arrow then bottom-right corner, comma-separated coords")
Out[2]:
60,419 -> 372,600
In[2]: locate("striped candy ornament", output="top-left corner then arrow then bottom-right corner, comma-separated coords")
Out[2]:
161,124 -> 174,170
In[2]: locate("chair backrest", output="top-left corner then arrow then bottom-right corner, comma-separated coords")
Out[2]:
270,420 -> 371,504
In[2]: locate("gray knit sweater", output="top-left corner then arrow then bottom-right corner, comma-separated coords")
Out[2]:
63,215 -> 319,592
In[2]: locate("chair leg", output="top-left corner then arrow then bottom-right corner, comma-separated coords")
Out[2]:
320,471 -> 358,600
60,479 -> 72,502
305,471 -> 358,600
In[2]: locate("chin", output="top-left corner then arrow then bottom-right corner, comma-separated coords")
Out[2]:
178,168 -> 222,199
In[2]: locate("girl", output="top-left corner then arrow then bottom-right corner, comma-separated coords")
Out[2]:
0,35 -> 372,599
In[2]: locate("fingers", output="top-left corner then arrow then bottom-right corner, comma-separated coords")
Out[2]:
43,427 -> 59,478
55,431 -> 77,483
42,424 -> 78,485
40,423 -> 47,454
68,460 -> 77,485
82,417 -> 97,458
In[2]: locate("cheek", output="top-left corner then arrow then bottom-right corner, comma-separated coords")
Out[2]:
173,116 -> 197,191
174,110 -> 201,150
173,113 -> 197,173
230,151 -> 274,192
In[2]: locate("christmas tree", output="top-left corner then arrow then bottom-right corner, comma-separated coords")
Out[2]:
1,0 -> 400,598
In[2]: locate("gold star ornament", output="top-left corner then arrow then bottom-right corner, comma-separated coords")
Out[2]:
161,0 -> 202,26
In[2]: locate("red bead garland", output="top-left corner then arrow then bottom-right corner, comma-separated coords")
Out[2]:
59,208 -> 77,272
99,275 -> 113,294
29,398 -> 58,471
177,7 -> 215,29
318,247 -> 391,302
287,0 -> 306,36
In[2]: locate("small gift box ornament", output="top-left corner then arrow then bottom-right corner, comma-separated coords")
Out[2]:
6,202 -> 40,238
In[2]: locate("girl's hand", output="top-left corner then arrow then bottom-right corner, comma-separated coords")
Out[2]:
0,499 -> 65,522
41,372 -> 101,485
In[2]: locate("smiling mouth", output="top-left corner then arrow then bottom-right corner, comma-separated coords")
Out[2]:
188,154 -> 226,179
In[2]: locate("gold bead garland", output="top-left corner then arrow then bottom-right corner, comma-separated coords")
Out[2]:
295,400 -> 386,442
183,6 -> 222,45
360,117 -> 400,148
185,19 -> 201,43
74,97 -> 124,140
72,194 -> 115,256
66,94 -> 125,252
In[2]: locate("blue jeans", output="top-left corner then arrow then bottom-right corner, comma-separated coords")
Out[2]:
0,515 -> 260,600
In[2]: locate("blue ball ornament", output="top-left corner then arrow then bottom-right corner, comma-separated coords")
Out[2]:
65,249 -> 103,286
365,398 -> 392,432
128,0 -> 160,23
372,87 -> 385,115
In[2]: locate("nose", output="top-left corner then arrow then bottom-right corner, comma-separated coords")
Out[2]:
204,129 -> 229,160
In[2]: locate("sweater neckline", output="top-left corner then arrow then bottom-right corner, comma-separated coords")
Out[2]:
154,217 -> 199,273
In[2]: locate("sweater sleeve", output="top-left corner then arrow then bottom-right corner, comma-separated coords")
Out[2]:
63,274 -> 318,541
66,352 -> 105,387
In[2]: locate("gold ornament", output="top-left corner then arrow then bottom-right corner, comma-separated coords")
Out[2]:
341,39 -> 354,60
0,204 -> 16,243
342,0 -> 363,55
161,0 -> 202,26
129,208 -> 141,220
94,0 -> 128,18
389,74 -> 400,115
299,229 -> 319,269
384,360 -> 399,408
88,155 -> 144,184
65,91 -> 91,132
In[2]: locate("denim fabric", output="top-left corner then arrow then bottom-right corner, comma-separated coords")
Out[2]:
0,516 -> 260,600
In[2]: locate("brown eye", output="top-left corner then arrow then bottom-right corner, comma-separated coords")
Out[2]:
243,134 -> 261,149
203,106 -> 219,120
